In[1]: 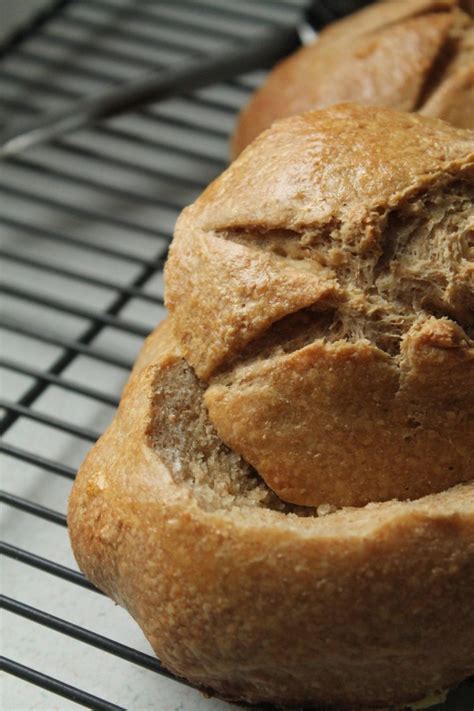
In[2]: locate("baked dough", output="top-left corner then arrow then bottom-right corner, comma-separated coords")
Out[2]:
166,104 -> 474,508
69,319 -> 474,709
69,105 -> 474,708
232,0 -> 474,156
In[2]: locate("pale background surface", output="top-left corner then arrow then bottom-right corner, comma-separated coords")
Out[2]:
1,1 -> 50,41
0,1 -> 296,708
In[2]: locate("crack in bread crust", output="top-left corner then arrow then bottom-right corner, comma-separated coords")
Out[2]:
165,106 -> 474,508
216,176 -> 473,361
146,357 -> 316,516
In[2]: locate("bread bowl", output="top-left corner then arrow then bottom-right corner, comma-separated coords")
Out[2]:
232,0 -> 474,157
69,104 -> 474,708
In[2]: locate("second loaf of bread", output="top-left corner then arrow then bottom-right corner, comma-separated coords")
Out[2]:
232,0 -> 474,155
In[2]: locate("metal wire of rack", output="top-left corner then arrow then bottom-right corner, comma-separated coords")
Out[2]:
0,1 -> 308,708
1,1 -> 474,710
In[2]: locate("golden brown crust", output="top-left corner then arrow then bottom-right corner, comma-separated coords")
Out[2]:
420,24 -> 474,126
205,321 -> 474,507
165,221 -> 338,380
319,0 -> 457,46
69,319 -> 474,709
232,0 -> 474,156
421,62 -> 474,128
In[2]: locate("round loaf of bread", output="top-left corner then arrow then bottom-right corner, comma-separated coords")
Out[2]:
167,104 -> 474,509
69,105 -> 474,708
232,0 -> 474,156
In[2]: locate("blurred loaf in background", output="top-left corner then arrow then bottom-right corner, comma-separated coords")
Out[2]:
232,0 -> 474,156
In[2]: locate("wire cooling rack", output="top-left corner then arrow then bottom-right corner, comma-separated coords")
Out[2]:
0,1 -> 304,708
1,1 -> 474,709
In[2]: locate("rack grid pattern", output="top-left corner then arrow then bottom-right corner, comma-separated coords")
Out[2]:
1,1 -> 473,709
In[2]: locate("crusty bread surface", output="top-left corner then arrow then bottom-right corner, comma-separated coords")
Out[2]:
69,319 -> 474,709
166,104 -> 474,508
69,105 -> 474,709
232,0 -> 474,156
